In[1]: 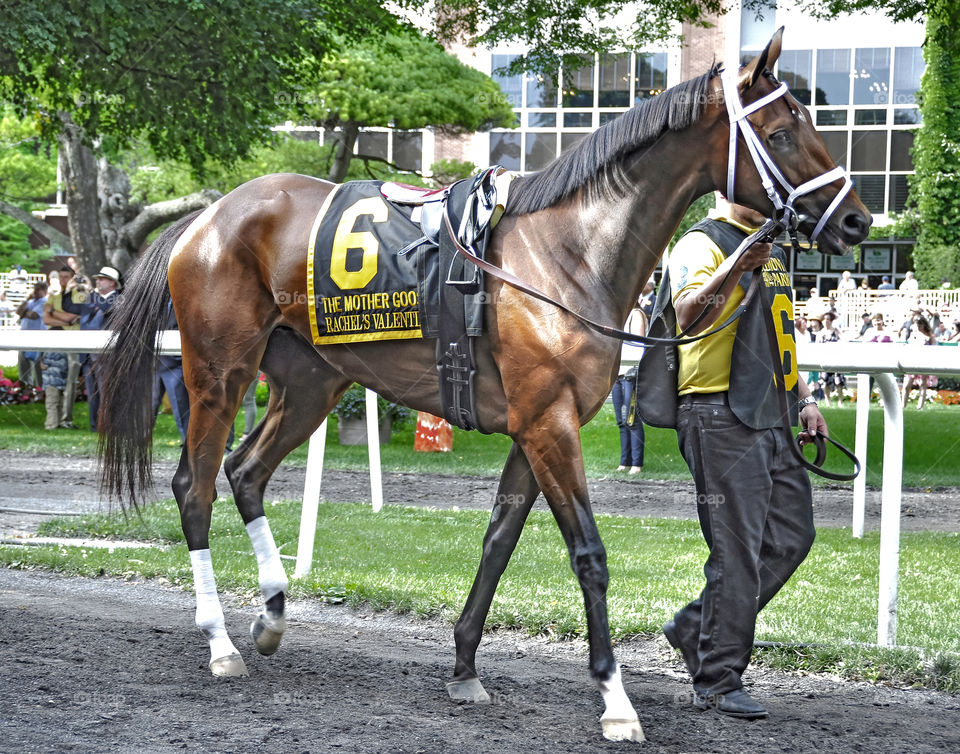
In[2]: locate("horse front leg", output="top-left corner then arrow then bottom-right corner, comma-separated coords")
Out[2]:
517,408 -> 644,743
448,442 -> 541,703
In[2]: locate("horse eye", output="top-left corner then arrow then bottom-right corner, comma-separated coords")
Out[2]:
769,129 -> 793,148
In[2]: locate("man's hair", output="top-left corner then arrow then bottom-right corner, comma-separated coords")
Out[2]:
59,265 -> 74,274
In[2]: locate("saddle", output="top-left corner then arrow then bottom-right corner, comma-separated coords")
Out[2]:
392,167 -> 509,432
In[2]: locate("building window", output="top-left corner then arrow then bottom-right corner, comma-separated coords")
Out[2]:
851,130 -> 886,171
528,111 -> 556,127
635,52 -> 668,101
563,63 -> 595,108
563,112 -> 592,128
816,49 -> 850,105
526,71 -> 557,108
561,132 -> 587,153
888,175 -> 909,213
890,130 -> 916,172
357,132 -> 388,161
854,48 -> 891,105
852,174 -> 885,213
393,131 -> 422,172
490,132 -> 521,170
598,53 -> 631,107
525,132 -> 557,171
819,131 -> 848,167
816,110 -> 847,126
492,54 -> 523,107
893,47 -> 924,106
778,50 -> 812,105
854,109 -> 886,126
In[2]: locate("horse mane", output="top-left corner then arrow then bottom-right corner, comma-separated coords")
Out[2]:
505,64 -> 722,215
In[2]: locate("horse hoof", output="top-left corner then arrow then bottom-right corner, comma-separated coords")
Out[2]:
601,717 -> 645,743
250,612 -> 287,656
209,652 -> 249,677
446,678 -> 491,704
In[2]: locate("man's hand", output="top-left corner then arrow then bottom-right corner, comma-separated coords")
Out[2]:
798,403 -> 828,446
734,241 -> 772,273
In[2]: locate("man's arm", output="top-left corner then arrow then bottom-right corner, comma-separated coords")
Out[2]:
797,374 -> 828,444
674,241 -> 773,333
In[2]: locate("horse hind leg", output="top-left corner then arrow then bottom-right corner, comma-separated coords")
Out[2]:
222,327 -> 352,657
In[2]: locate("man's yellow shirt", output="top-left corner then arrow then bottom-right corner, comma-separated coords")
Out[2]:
669,212 -> 757,395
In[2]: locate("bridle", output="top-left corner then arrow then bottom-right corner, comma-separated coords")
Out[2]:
720,69 -> 852,250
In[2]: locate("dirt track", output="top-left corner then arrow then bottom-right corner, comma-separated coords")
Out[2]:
1,567 -> 958,754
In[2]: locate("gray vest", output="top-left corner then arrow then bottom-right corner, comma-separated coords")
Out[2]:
635,218 -> 799,430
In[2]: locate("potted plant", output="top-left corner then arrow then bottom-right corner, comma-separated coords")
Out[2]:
333,384 -> 410,445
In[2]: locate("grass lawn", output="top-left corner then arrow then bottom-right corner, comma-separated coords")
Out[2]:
3,498 -> 957,690
1,399 -> 958,488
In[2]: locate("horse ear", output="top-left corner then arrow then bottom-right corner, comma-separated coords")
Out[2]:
738,26 -> 784,91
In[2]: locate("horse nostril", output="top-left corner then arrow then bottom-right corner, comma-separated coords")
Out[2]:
841,212 -> 870,239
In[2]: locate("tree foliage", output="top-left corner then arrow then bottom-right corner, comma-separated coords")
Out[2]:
911,0 -> 960,287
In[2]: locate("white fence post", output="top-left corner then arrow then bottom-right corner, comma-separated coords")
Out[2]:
294,420 -> 327,579
365,388 -> 384,513
852,373 -> 869,538
875,372 -> 903,647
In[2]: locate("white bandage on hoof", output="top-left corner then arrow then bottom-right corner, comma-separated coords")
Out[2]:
190,549 -> 242,669
246,516 -> 289,601
599,666 -> 644,742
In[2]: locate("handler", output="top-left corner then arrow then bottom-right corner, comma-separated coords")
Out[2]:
638,198 -> 827,719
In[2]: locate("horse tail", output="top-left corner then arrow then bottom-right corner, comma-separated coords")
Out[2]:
98,210 -> 202,508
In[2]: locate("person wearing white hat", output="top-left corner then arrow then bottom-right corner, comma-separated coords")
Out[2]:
62,265 -> 122,430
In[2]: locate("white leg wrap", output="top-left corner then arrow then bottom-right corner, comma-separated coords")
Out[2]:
190,549 -> 240,661
598,666 -> 644,741
599,666 -> 638,723
246,516 -> 288,602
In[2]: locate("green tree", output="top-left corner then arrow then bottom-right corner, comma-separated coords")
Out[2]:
911,1 -> 960,288
0,0 -> 383,273
301,32 -> 516,183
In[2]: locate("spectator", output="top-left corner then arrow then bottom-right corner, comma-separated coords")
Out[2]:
858,277 -> 870,292
941,278 -> 952,290
152,302 -> 190,444
877,275 -> 895,291
948,320 -> 960,343
805,315 -> 825,401
899,309 -> 922,342
43,266 -> 82,429
934,320 -> 949,341
858,312 -> 873,338
62,265 -> 122,431
868,315 -> 893,343
15,281 -> 48,387
837,270 -> 856,294
611,298 -> 646,474
817,312 -> 846,406
902,316 -> 938,410
0,291 -> 14,317
899,270 -> 919,293
40,349 -> 69,430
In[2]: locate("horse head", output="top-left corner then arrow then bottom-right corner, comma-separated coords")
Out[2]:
709,28 -> 871,255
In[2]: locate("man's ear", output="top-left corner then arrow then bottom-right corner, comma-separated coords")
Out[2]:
738,26 -> 784,92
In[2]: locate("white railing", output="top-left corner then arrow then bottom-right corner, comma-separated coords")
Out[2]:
800,288 -> 960,334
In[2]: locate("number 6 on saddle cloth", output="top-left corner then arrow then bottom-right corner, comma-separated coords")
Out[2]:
306,166 -> 510,431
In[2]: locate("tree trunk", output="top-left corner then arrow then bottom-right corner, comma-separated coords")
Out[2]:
99,157 -> 140,272
57,117 -> 107,276
326,121 -> 359,184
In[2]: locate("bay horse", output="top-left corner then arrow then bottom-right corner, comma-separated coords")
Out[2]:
98,31 -> 870,743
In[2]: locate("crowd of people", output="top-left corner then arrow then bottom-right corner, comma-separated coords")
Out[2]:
797,270 -> 959,409
3,260 -> 262,443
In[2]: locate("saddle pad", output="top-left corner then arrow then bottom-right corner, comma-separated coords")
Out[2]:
307,182 -> 426,345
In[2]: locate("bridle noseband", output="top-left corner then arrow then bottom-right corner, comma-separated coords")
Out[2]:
721,69 -> 852,250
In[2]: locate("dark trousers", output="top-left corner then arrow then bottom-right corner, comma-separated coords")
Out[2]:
674,401 -> 815,697
153,364 -> 190,442
82,356 -> 101,430
611,377 -> 645,467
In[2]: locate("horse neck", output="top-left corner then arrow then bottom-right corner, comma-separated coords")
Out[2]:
571,126 -> 717,327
